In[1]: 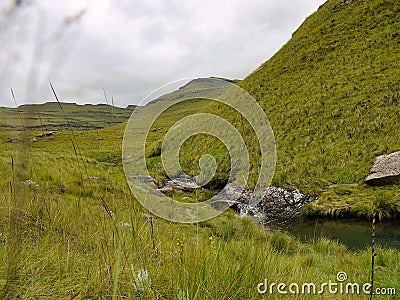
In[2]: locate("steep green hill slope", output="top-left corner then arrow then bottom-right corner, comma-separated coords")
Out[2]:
238,0 -> 400,217
148,0 -> 400,218
240,0 -> 400,190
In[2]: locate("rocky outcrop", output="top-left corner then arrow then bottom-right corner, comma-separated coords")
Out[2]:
231,186 -> 313,226
365,151 -> 400,186
260,187 -> 313,220
154,177 -> 314,226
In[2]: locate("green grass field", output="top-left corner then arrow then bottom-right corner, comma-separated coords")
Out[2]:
0,125 -> 399,298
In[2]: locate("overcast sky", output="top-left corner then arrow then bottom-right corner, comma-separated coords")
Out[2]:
0,0 -> 325,108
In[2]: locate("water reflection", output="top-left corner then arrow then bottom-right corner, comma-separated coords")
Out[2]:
274,218 -> 400,250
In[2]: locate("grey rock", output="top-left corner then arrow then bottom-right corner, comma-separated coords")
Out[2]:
259,187 -> 312,222
365,151 -> 400,186
157,186 -> 174,192
210,183 -> 250,211
218,183 -> 248,202
162,176 -> 200,191
226,185 -> 313,226
8,138 -> 21,144
22,179 -> 38,186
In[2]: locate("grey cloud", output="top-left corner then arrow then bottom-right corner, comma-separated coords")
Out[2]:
0,0 -> 326,107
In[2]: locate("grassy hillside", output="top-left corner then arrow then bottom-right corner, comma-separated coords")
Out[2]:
149,0 -> 400,219
0,102 -> 135,130
241,0 -> 400,188
240,0 -> 400,217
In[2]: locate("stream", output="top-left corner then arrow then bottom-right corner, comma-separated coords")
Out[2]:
271,218 -> 400,250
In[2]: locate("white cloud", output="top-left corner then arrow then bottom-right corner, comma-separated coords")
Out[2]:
0,0 -> 325,107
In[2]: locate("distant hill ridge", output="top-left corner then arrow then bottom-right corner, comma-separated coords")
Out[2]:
0,102 -> 135,130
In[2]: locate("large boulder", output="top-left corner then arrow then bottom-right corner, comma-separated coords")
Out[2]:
365,151 -> 400,186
